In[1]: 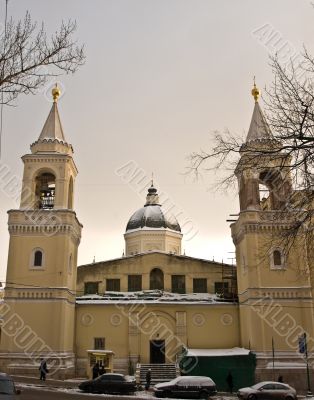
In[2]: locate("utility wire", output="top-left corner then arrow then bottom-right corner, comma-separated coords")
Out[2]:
0,0 -> 8,159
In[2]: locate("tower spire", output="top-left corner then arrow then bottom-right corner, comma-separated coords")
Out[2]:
245,80 -> 272,143
37,85 -> 65,143
151,172 -> 154,187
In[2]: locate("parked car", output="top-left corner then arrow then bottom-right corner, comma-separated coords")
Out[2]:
78,373 -> 136,394
153,376 -> 217,399
0,373 -> 21,399
237,381 -> 297,400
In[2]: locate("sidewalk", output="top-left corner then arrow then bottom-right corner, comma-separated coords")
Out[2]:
13,376 -> 314,400
12,374 -> 84,389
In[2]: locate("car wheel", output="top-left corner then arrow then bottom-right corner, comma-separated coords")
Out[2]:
248,395 -> 257,400
199,391 -> 209,399
285,397 -> 294,400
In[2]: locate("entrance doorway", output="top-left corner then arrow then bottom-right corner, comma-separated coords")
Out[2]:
150,340 -> 165,364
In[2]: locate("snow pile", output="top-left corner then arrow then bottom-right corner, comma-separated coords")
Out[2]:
185,347 -> 250,357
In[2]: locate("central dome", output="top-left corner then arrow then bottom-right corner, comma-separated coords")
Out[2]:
126,185 -> 181,232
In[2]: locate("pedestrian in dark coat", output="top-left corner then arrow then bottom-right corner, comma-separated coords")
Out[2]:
99,363 -> 105,375
39,358 -> 48,381
92,362 -> 100,379
145,368 -> 151,390
226,371 -> 234,393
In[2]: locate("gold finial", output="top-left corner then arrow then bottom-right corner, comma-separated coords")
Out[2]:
52,83 -> 61,102
251,76 -> 260,102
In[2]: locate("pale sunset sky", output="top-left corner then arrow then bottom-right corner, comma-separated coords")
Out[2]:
0,0 -> 313,281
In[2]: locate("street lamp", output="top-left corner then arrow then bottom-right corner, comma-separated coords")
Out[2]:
299,332 -> 312,396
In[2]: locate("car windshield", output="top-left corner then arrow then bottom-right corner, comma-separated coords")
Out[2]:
251,382 -> 268,390
168,377 -> 182,385
0,380 -> 15,394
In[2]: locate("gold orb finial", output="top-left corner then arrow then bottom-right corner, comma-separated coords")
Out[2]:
251,76 -> 260,102
52,83 -> 61,102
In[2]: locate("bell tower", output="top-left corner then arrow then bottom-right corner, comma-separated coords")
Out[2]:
231,83 -> 314,381
0,86 -> 82,378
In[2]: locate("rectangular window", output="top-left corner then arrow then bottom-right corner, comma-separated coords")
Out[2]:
193,278 -> 207,293
84,282 -> 99,295
214,281 -> 229,294
171,275 -> 186,294
94,337 -> 105,350
128,275 -> 142,292
106,279 -> 120,291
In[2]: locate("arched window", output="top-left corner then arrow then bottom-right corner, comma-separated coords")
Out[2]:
33,250 -> 43,267
35,172 -> 56,209
270,249 -> 285,269
150,268 -> 164,290
273,250 -> 282,266
68,177 -> 73,209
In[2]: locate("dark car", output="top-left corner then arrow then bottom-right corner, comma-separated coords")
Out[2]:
0,373 -> 21,399
78,373 -> 136,394
237,381 -> 297,400
154,376 -> 217,399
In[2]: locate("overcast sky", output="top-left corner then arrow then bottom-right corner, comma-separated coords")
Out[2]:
0,0 -> 313,281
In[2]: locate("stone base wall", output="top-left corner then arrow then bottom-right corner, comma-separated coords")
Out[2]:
255,352 -> 313,394
0,352 -> 76,380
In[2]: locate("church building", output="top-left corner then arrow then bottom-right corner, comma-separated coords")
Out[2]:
0,83 -> 313,391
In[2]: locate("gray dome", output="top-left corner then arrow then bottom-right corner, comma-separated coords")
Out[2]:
126,185 -> 181,233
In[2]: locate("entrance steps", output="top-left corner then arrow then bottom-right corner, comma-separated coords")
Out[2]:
136,363 -> 179,386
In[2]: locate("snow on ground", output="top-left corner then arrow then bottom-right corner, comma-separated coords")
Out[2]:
16,383 -> 238,399
17,383 -> 314,400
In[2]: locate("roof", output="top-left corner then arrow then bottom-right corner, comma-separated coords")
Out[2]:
185,347 -> 250,357
78,250 -> 234,269
246,101 -> 272,143
126,184 -> 181,233
38,102 -> 66,143
126,205 -> 181,232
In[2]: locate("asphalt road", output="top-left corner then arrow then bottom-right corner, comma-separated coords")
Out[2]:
17,386 -> 238,400
19,386 -> 139,399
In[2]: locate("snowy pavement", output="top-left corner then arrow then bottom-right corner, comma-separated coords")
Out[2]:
17,381 -> 314,400
16,382 -> 238,399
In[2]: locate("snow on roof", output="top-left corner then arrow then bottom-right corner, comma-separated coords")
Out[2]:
76,290 -> 236,305
185,347 -> 250,357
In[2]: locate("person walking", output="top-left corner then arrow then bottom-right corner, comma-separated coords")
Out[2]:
145,368 -> 151,390
226,371 -> 234,393
99,363 -> 105,375
39,358 -> 48,381
92,362 -> 100,379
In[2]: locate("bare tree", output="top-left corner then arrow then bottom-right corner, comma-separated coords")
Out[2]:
189,52 -> 314,252
0,11 -> 85,105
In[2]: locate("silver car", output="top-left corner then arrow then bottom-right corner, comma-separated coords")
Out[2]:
154,376 -> 217,398
0,373 -> 21,400
237,381 -> 297,400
